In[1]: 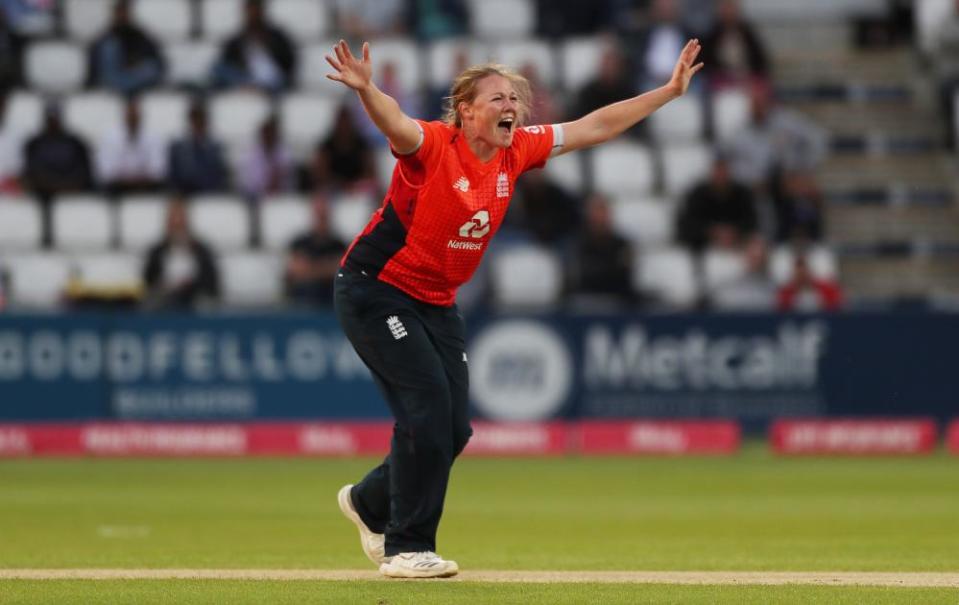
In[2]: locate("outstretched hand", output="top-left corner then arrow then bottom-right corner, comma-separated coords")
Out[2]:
326,40 -> 373,91
669,39 -> 705,96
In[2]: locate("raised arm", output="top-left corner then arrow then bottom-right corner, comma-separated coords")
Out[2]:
557,39 -> 704,156
326,40 -> 422,154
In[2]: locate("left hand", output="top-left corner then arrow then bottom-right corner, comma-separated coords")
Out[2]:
668,39 -> 705,97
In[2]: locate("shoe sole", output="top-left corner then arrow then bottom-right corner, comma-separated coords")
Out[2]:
337,484 -> 385,566
378,562 -> 459,579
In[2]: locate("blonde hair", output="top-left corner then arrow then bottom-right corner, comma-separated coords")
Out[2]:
442,63 -> 532,128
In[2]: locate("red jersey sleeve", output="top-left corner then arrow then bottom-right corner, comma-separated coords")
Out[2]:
513,124 -> 560,173
391,120 -> 447,187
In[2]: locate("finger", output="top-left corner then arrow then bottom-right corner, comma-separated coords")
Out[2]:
341,39 -> 355,61
690,62 -> 705,76
325,54 -> 343,71
326,73 -> 344,82
333,42 -> 346,65
688,44 -> 702,65
362,41 -> 371,63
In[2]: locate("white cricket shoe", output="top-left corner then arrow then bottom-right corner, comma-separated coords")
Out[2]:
337,484 -> 387,566
379,551 -> 459,578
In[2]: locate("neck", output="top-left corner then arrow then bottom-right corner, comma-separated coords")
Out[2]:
463,124 -> 498,163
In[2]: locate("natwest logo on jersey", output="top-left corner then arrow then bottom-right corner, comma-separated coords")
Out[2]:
449,210 -> 490,251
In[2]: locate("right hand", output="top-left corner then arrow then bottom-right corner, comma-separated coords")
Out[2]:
326,40 -> 372,92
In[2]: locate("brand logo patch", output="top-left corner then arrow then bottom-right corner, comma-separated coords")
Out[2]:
386,316 -> 408,340
458,210 -> 490,239
453,176 -> 470,192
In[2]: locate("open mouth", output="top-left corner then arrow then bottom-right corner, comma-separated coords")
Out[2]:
497,116 -> 514,135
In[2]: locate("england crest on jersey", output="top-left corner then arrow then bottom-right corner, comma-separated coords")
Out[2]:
496,172 -> 509,198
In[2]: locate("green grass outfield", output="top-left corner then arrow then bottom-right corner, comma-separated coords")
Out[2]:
1,444 -> 957,603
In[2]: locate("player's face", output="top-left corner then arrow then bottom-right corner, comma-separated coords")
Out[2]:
466,75 -> 520,148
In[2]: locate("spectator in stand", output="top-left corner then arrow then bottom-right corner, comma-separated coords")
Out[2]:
635,0 -> 695,92
238,114 -> 296,200
0,8 -> 24,89
709,236 -> 775,311
87,0 -> 165,96
408,0 -> 468,41
700,0 -> 769,91
506,168 -> 579,245
334,0 -> 407,39
725,81 -> 829,194
0,89 -> 23,193
24,101 -> 93,202
676,155 -> 758,253
567,193 -> 635,305
573,45 -> 636,120
776,253 -> 843,312
284,195 -> 347,307
772,170 -> 824,243
0,0 -> 54,36
425,47 -> 469,121
312,104 -> 376,194
351,59 -> 420,146
96,97 -> 166,195
168,101 -> 230,194
143,197 -> 220,310
212,0 -> 297,93
536,0 -> 613,38
519,63 -> 561,125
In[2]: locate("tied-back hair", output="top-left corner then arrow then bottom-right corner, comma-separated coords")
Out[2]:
442,63 -> 532,128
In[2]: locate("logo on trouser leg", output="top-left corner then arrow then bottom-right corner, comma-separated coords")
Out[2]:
387,315 -> 408,340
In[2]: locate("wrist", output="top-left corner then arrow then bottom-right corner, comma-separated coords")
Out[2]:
663,81 -> 683,99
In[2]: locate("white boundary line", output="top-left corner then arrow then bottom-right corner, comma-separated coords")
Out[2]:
1,570 -> 958,587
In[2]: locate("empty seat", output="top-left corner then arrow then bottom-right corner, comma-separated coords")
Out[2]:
280,93 -> 338,159
330,192 -> 376,243
75,252 -> 142,288
543,151 -> 584,194
590,142 -> 655,197
559,36 -> 606,92
63,92 -> 124,147
490,245 -> 562,308
4,91 -> 43,140
209,91 -> 272,148
712,87 -> 751,144
0,196 -> 42,250
610,197 -> 673,248
468,0 -> 535,39
25,42 -> 87,93
3,253 -> 71,308
370,38 -> 423,93
660,142 -> 713,198
299,42 -> 352,95
770,245 -> 839,285
426,39 -> 490,90
52,195 -> 114,250
221,251 -> 284,307
164,41 -> 220,86
648,95 -> 704,143
490,40 -> 557,87
133,0 -> 192,41
63,0 -> 113,41
702,248 -> 748,292
188,195 -> 249,251
260,195 -> 311,250
141,91 -> 190,145
118,195 -> 168,251
268,0 -> 329,41
637,247 -> 698,307
201,0 -> 244,41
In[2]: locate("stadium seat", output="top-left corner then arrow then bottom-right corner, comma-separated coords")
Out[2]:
702,248 -> 748,292
2,253 -> 71,308
63,92 -> 124,148
221,251 -> 284,307
543,150 -> 585,194
370,38 -> 423,93
201,0 -> 244,40
917,0 -> 954,55
279,93 -> 338,159
140,91 -> 189,145
268,0 -> 329,42
75,252 -> 142,288
118,195 -> 168,251
133,0 -> 192,41
468,0 -> 535,39
188,195 -> 250,251
164,41 -> 220,87
648,94 -> 704,143
712,87 -> 751,144
559,36 -> 606,93
260,195 -> 311,251
52,195 -> 114,251
209,91 -> 272,148
4,91 -> 43,140
660,142 -> 713,198
490,245 -> 562,308
330,192 -> 376,243
25,42 -> 87,93
63,0 -> 113,41
590,142 -> 655,198
298,42 -> 350,95
490,40 -> 557,87
610,197 -> 674,249
770,245 -> 839,285
637,247 -> 699,307
0,196 -> 42,250
426,39 -> 490,90
374,146 -> 397,191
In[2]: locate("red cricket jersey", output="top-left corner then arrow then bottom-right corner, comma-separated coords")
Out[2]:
341,120 -> 560,306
